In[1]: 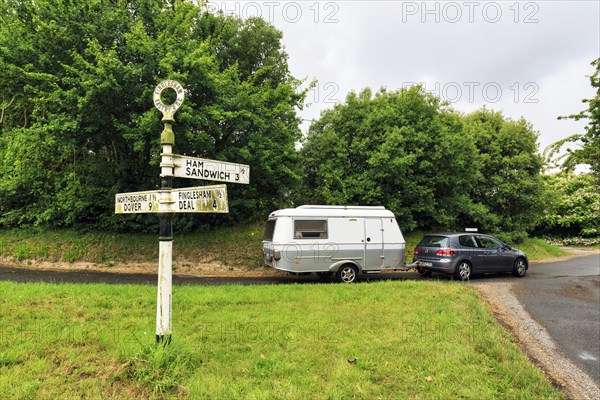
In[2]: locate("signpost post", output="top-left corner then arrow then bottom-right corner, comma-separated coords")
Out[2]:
115,80 -> 249,345
155,80 -> 183,345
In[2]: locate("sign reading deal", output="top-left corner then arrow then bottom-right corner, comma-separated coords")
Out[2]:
115,185 -> 228,214
171,185 -> 228,213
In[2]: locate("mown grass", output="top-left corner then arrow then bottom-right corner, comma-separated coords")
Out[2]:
0,280 -> 562,399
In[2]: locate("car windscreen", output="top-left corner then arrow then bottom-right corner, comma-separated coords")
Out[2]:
263,220 -> 276,241
418,235 -> 449,248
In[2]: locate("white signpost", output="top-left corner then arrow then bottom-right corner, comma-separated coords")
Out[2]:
115,80 -> 249,345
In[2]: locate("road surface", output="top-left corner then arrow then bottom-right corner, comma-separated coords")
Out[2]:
512,254 -> 600,384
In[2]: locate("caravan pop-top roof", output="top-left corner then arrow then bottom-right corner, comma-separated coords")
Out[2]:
268,205 -> 395,219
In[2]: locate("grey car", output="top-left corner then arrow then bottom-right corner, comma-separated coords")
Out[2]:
413,233 -> 528,280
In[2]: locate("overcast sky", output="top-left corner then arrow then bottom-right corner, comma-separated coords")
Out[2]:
209,1 -> 600,152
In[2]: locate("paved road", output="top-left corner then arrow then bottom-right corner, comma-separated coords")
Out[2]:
0,264 -> 425,285
512,253 -> 600,384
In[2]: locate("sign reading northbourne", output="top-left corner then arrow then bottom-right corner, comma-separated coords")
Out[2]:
115,190 -> 159,214
115,184 -> 228,214
172,154 -> 249,184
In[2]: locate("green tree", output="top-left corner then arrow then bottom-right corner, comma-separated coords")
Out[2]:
547,58 -> 600,181
538,173 -> 599,237
0,0 -> 304,230
301,89 -> 546,240
300,87 -> 480,231
463,109 -> 546,241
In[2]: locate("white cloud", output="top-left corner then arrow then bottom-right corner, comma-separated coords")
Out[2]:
213,1 -> 600,150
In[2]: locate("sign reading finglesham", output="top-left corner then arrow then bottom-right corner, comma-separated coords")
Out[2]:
115,185 -> 228,214
170,185 -> 228,213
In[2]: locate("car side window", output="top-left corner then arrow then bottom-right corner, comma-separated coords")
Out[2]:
477,236 -> 502,249
459,235 -> 479,248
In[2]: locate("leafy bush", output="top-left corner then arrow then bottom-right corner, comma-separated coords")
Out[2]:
538,173 -> 600,238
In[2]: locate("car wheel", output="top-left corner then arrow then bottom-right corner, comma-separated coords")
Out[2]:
454,261 -> 472,280
417,267 -> 432,278
512,258 -> 527,277
336,264 -> 358,283
316,271 -> 333,280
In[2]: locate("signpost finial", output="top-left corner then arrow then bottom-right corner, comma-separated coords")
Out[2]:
153,80 -> 185,121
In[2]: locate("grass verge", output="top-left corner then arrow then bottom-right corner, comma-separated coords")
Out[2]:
0,226 -> 572,271
0,280 -> 561,399
0,224 -> 265,270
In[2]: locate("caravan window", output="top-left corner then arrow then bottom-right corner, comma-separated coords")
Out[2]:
264,220 -> 276,241
294,220 -> 328,239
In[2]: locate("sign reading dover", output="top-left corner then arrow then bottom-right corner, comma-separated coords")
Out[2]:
115,190 -> 158,214
115,80 -> 249,345
115,185 -> 228,214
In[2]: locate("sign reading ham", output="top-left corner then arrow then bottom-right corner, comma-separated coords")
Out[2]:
172,155 -> 249,184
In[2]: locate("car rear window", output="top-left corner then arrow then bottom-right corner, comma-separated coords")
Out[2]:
418,235 -> 449,248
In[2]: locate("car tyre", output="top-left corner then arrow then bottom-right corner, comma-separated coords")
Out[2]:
512,258 -> 527,277
454,261 -> 472,280
336,264 -> 358,283
417,267 -> 432,278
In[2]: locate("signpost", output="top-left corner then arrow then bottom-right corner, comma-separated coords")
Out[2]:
115,80 -> 249,345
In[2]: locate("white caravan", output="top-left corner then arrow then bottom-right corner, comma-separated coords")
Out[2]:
262,205 -> 407,283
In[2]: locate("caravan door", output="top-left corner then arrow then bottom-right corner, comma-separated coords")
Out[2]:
364,218 -> 384,270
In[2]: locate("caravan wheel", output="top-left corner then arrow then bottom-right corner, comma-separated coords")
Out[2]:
336,265 -> 358,284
